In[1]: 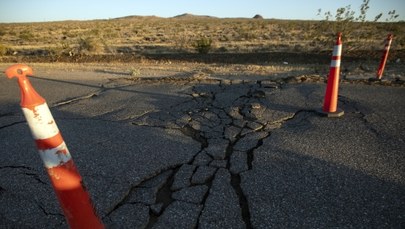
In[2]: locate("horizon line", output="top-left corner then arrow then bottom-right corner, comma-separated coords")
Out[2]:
1,12 -> 404,24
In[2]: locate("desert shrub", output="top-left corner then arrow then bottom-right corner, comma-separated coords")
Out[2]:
0,43 -> 9,56
193,36 -> 212,54
315,0 -> 400,51
62,30 -> 77,38
78,37 -> 104,54
46,42 -> 74,57
104,28 -> 120,39
89,29 -> 100,36
217,46 -> 228,53
173,32 -> 191,51
0,29 -> 6,37
317,0 -> 400,36
129,68 -> 141,77
237,28 -> 257,41
19,30 -> 35,41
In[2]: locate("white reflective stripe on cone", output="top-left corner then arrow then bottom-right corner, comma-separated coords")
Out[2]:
38,142 -> 72,168
332,44 -> 342,56
330,60 -> 341,67
22,103 -> 60,140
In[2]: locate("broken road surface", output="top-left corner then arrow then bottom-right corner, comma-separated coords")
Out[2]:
1,69 -> 404,228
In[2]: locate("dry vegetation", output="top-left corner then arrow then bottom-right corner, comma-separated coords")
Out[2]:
0,14 -> 404,64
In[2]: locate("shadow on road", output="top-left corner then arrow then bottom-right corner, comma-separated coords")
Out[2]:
1,74 -> 404,228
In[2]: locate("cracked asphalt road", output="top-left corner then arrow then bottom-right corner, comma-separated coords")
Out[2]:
0,67 -> 404,228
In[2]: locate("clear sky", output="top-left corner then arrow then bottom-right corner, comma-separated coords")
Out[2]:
0,0 -> 404,23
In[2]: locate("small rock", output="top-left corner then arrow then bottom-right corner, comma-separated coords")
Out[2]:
360,64 -> 371,72
221,79 -> 232,85
150,203 -> 164,215
240,127 -> 254,136
261,81 -> 278,88
224,125 -> 241,142
227,107 -> 244,120
199,92 -> 210,98
234,131 -> 268,152
251,103 -> 261,109
233,119 -> 247,128
251,89 -> 266,98
247,121 -> 263,131
231,79 -> 243,85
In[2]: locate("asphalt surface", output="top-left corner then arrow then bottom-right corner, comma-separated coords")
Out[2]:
0,67 -> 404,228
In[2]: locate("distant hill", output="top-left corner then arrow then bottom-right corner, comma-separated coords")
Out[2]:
172,13 -> 217,19
253,14 -> 264,19
112,15 -> 162,20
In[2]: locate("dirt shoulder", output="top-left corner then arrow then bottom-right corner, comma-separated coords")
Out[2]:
1,52 -> 404,88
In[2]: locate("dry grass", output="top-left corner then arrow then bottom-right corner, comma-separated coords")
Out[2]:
0,15 -> 404,58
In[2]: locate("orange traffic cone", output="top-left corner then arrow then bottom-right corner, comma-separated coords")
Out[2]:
5,64 -> 104,229
319,32 -> 344,118
376,34 -> 393,80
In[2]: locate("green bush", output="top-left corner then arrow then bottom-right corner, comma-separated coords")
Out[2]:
193,37 -> 213,54
129,68 -> 141,77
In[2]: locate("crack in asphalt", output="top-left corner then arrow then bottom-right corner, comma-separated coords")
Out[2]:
2,72 -> 404,228
179,124 -> 208,151
0,112 -> 15,117
0,165 -> 37,171
230,174 -> 252,228
23,171 -> 47,185
2,77 -> 336,227
194,170 -> 216,227
104,167 -> 175,218
0,180 -> 63,219
52,92 -> 100,107
1,77 -> 327,228
338,95 -> 382,137
246,137 -> 266,171
144,168 -> 178,229
38,204 -> 64,217
0,121 -> 26,130
126,80 -> 324,228
50,81 -> 140,108
0,166 -> 47,187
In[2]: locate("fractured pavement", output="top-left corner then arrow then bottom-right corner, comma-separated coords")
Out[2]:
0,71 -> 404,228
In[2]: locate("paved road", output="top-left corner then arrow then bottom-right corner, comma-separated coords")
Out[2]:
0,67 -> 404,228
